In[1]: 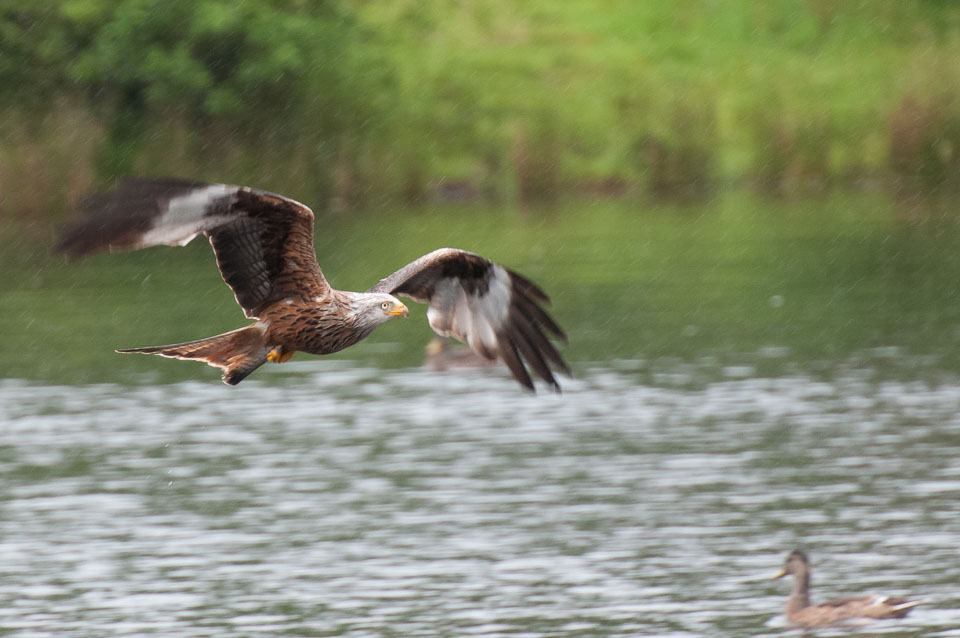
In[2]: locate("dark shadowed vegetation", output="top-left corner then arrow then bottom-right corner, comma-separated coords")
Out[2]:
2,0 -> 960,236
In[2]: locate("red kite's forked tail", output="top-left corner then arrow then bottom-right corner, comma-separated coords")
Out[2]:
117,324 -> 269,385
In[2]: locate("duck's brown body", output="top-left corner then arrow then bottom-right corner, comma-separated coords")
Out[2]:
771,550 -> 922,628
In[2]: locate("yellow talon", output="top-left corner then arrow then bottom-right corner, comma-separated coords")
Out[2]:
267,346 -> 295,363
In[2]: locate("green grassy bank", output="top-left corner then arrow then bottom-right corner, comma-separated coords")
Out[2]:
2,0 -> 960,235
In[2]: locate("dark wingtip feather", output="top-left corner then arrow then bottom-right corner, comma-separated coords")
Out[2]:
53,233 -> 87,261
499,335 -> 535,393
513,289 -> 566,343
55,212 -> 155,259
55,177 -> 213,259
508,269 -> 551,304
495,268 -> 570,391
510,325 -> 557,390
54,216 -> 103,259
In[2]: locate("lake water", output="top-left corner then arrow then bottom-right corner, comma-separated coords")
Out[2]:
3,192 -> 960,635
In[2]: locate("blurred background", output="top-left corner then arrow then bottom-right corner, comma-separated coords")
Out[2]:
1,1 -> 959,220
3,2 -> 960,636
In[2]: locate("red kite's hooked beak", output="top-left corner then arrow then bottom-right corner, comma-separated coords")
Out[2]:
387,302 -> 409,317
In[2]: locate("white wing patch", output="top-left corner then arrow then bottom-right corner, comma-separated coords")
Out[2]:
425,279 -> 459,336
140,184 -> 237,248
484,265 -> 513,325
426,265 -> 512,359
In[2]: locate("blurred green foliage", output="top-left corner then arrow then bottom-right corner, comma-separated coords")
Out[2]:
1,0 -> 960,228
1,0 -> 368,122
0,0 -> 383,185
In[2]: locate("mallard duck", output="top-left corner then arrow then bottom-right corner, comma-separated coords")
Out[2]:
770,550 -> 922,627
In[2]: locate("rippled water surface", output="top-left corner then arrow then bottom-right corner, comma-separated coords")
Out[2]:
3,362 -> 960,637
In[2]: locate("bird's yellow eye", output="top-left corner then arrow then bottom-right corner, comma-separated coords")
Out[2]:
381,301 -> 390,311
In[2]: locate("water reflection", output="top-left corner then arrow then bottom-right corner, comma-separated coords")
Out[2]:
1,363 -> 959,636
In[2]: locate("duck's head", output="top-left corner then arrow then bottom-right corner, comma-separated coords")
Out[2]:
770,549 -> 810,580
